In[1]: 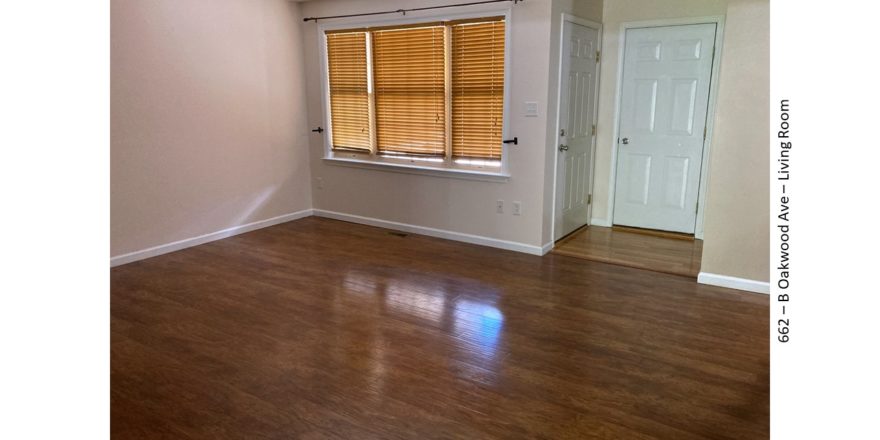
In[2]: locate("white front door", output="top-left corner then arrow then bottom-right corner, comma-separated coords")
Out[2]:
612,23 -> 716,233
554,21 -> 599,240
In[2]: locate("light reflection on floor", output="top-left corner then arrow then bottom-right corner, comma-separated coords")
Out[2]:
453,298 -> 504,361
341,269 -> 505,371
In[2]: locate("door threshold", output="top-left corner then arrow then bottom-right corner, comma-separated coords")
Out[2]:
555,224 -> 590,245
611,225 -> 696,241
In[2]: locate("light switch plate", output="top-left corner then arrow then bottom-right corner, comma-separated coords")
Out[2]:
525,101 -> 538,117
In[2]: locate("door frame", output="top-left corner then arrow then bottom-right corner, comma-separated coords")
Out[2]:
606,16 -> 725,239
550,13 -> 602,243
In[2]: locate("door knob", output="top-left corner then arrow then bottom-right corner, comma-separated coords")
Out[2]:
559,144 -> 569,151
621,137 -> 630,144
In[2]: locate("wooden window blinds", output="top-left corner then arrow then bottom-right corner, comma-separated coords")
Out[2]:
324,16 -> 506,162
372,26 -> 447,156
450,19 -> 505,160
326,32 -> 371,152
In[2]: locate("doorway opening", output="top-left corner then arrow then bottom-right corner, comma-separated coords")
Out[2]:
551,17 -> 724,276
610,21 -> 720,235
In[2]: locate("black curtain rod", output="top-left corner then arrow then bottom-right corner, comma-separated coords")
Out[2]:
303,0 -> 522,23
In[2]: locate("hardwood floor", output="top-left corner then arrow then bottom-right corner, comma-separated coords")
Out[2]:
111,217 -> 768,439
553,225 -> 704,278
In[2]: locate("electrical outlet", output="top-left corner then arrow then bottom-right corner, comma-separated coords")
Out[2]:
496,200 -> 504,214
316,177 -> 324,189
513,201 -> 522,216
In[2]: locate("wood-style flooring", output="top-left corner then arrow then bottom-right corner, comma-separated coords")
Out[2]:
553,225 -> 704,278
111,217 -> 768,439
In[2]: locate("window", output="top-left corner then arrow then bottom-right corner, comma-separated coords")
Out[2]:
326,32 -> 371,152
451,19 -> 505,161
322,16 -> 507,174
372,25 -> 447,157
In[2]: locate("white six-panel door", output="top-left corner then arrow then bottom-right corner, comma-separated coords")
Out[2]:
613,23 -> 716,233
554,22 -> 599,240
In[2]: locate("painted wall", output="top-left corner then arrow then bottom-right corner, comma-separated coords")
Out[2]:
700,0 -> 770,282
111,0 -> 312,257
302,0 -> 555,249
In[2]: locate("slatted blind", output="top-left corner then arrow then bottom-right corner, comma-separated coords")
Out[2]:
326,32 -> 371,152
371,26 -> 447,156
451,19 -> 505,160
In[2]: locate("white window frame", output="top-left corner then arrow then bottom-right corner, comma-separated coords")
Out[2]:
317,8 -> 513,182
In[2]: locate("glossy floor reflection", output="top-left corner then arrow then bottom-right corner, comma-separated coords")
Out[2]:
111,217 -> 769,439
553,225 -> 704,277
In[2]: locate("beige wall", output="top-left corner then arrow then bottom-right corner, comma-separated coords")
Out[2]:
700,0 -> 770,281
303,0 -> 555,248
561,0 -> 603,23
111,0 -> 312,257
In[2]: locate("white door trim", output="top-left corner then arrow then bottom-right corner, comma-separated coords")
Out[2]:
605,16 -> 725,239
550,13 -> 602,244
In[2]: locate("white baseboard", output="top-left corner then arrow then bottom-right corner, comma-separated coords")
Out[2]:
540,242 -> 554,255
313,209 -> 545,256
110,208 -> 314,267
590,217 -> 612,227
697,272 -> 770,294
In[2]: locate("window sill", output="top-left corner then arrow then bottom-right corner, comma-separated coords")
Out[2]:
322,156 -> 510,182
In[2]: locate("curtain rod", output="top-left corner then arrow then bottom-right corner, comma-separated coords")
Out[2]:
303,0 -> 522,23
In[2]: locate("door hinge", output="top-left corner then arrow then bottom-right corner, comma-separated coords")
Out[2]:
703,126 -> 707,141
588,194 -> 592,205
695,201 -> 699,214
596,50 -> 601,63
591,124 -> 596,136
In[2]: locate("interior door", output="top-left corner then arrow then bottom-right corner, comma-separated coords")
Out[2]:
612,23 -> 716,233
554,21 -> 599,240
